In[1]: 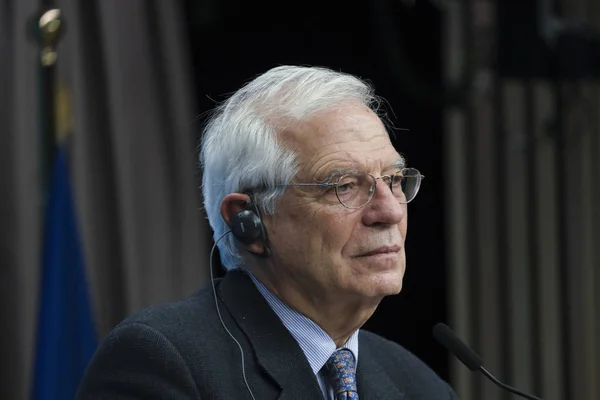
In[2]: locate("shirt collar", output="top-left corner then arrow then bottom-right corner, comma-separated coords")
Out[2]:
248,273 -> 359,375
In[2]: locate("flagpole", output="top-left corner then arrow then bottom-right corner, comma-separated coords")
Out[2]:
35,8 -> 64,195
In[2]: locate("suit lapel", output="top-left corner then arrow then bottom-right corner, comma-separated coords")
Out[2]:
218,270 -> 323,400
356,333 -> 404,400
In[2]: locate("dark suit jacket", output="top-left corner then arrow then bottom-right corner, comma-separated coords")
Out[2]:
77,269 -> 458,399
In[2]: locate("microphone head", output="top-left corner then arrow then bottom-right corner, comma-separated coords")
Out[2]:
433,323 -> 483,371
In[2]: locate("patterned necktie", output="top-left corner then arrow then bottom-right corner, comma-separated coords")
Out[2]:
323,349 -> 359,400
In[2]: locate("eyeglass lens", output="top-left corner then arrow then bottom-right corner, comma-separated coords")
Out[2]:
335,169 -> 421,208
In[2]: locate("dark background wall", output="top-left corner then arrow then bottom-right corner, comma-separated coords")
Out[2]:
184,0 -> 450,380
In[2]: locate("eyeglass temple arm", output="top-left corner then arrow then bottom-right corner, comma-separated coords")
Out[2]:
277,183 -> 334,187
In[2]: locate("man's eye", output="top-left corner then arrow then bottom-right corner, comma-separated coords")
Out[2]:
391,175 -> 404,187
337,183 -> 354,193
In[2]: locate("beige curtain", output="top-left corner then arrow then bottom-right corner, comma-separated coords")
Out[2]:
444,1 -> 600,400
0,1 -> 210,399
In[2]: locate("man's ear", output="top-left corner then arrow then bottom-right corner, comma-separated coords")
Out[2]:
220,193 -> 267,255
220,193 -> 251,227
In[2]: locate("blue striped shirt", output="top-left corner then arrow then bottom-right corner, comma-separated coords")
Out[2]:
249,274 -> 359,399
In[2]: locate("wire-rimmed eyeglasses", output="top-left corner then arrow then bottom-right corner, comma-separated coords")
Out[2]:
280,167 -> 424,209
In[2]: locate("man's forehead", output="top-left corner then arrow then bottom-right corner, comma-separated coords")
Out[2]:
278,104 -> 404,178
281,104 -> 385,145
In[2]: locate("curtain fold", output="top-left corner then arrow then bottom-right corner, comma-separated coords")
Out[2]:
445,1 -> 600,400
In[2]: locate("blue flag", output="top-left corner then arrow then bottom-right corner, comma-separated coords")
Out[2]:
32,144 -> 97,400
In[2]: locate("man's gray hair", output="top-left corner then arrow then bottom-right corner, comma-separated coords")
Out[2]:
200,65 -> 381,269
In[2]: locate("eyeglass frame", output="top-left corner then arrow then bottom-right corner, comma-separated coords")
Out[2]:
273,167 -> 425,209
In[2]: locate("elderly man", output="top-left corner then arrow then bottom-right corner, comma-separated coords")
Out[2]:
77,66 -> 458,399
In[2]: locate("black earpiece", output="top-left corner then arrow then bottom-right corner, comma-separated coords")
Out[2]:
229,209 -> 263,245
229,199 -> 271,257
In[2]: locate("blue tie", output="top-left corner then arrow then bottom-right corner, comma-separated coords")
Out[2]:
324,349 -> 359,400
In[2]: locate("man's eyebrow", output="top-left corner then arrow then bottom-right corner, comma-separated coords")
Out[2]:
314,156 -> 407,182
315,158 -> 406,182
315,168 -> 360,183
390,156 -> 406,170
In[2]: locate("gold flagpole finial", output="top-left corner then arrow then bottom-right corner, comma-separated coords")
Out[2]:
38,9 -> 63,66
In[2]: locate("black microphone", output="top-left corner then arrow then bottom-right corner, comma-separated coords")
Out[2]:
433,323 -> 544,400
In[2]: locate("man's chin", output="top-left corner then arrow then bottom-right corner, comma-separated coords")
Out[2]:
379,280 -> 403,297
359,270 -> 404,298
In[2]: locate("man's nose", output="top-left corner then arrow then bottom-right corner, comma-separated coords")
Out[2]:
361,180 -> 406,226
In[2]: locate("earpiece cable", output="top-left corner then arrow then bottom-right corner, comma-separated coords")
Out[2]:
210,232 -> 257,400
